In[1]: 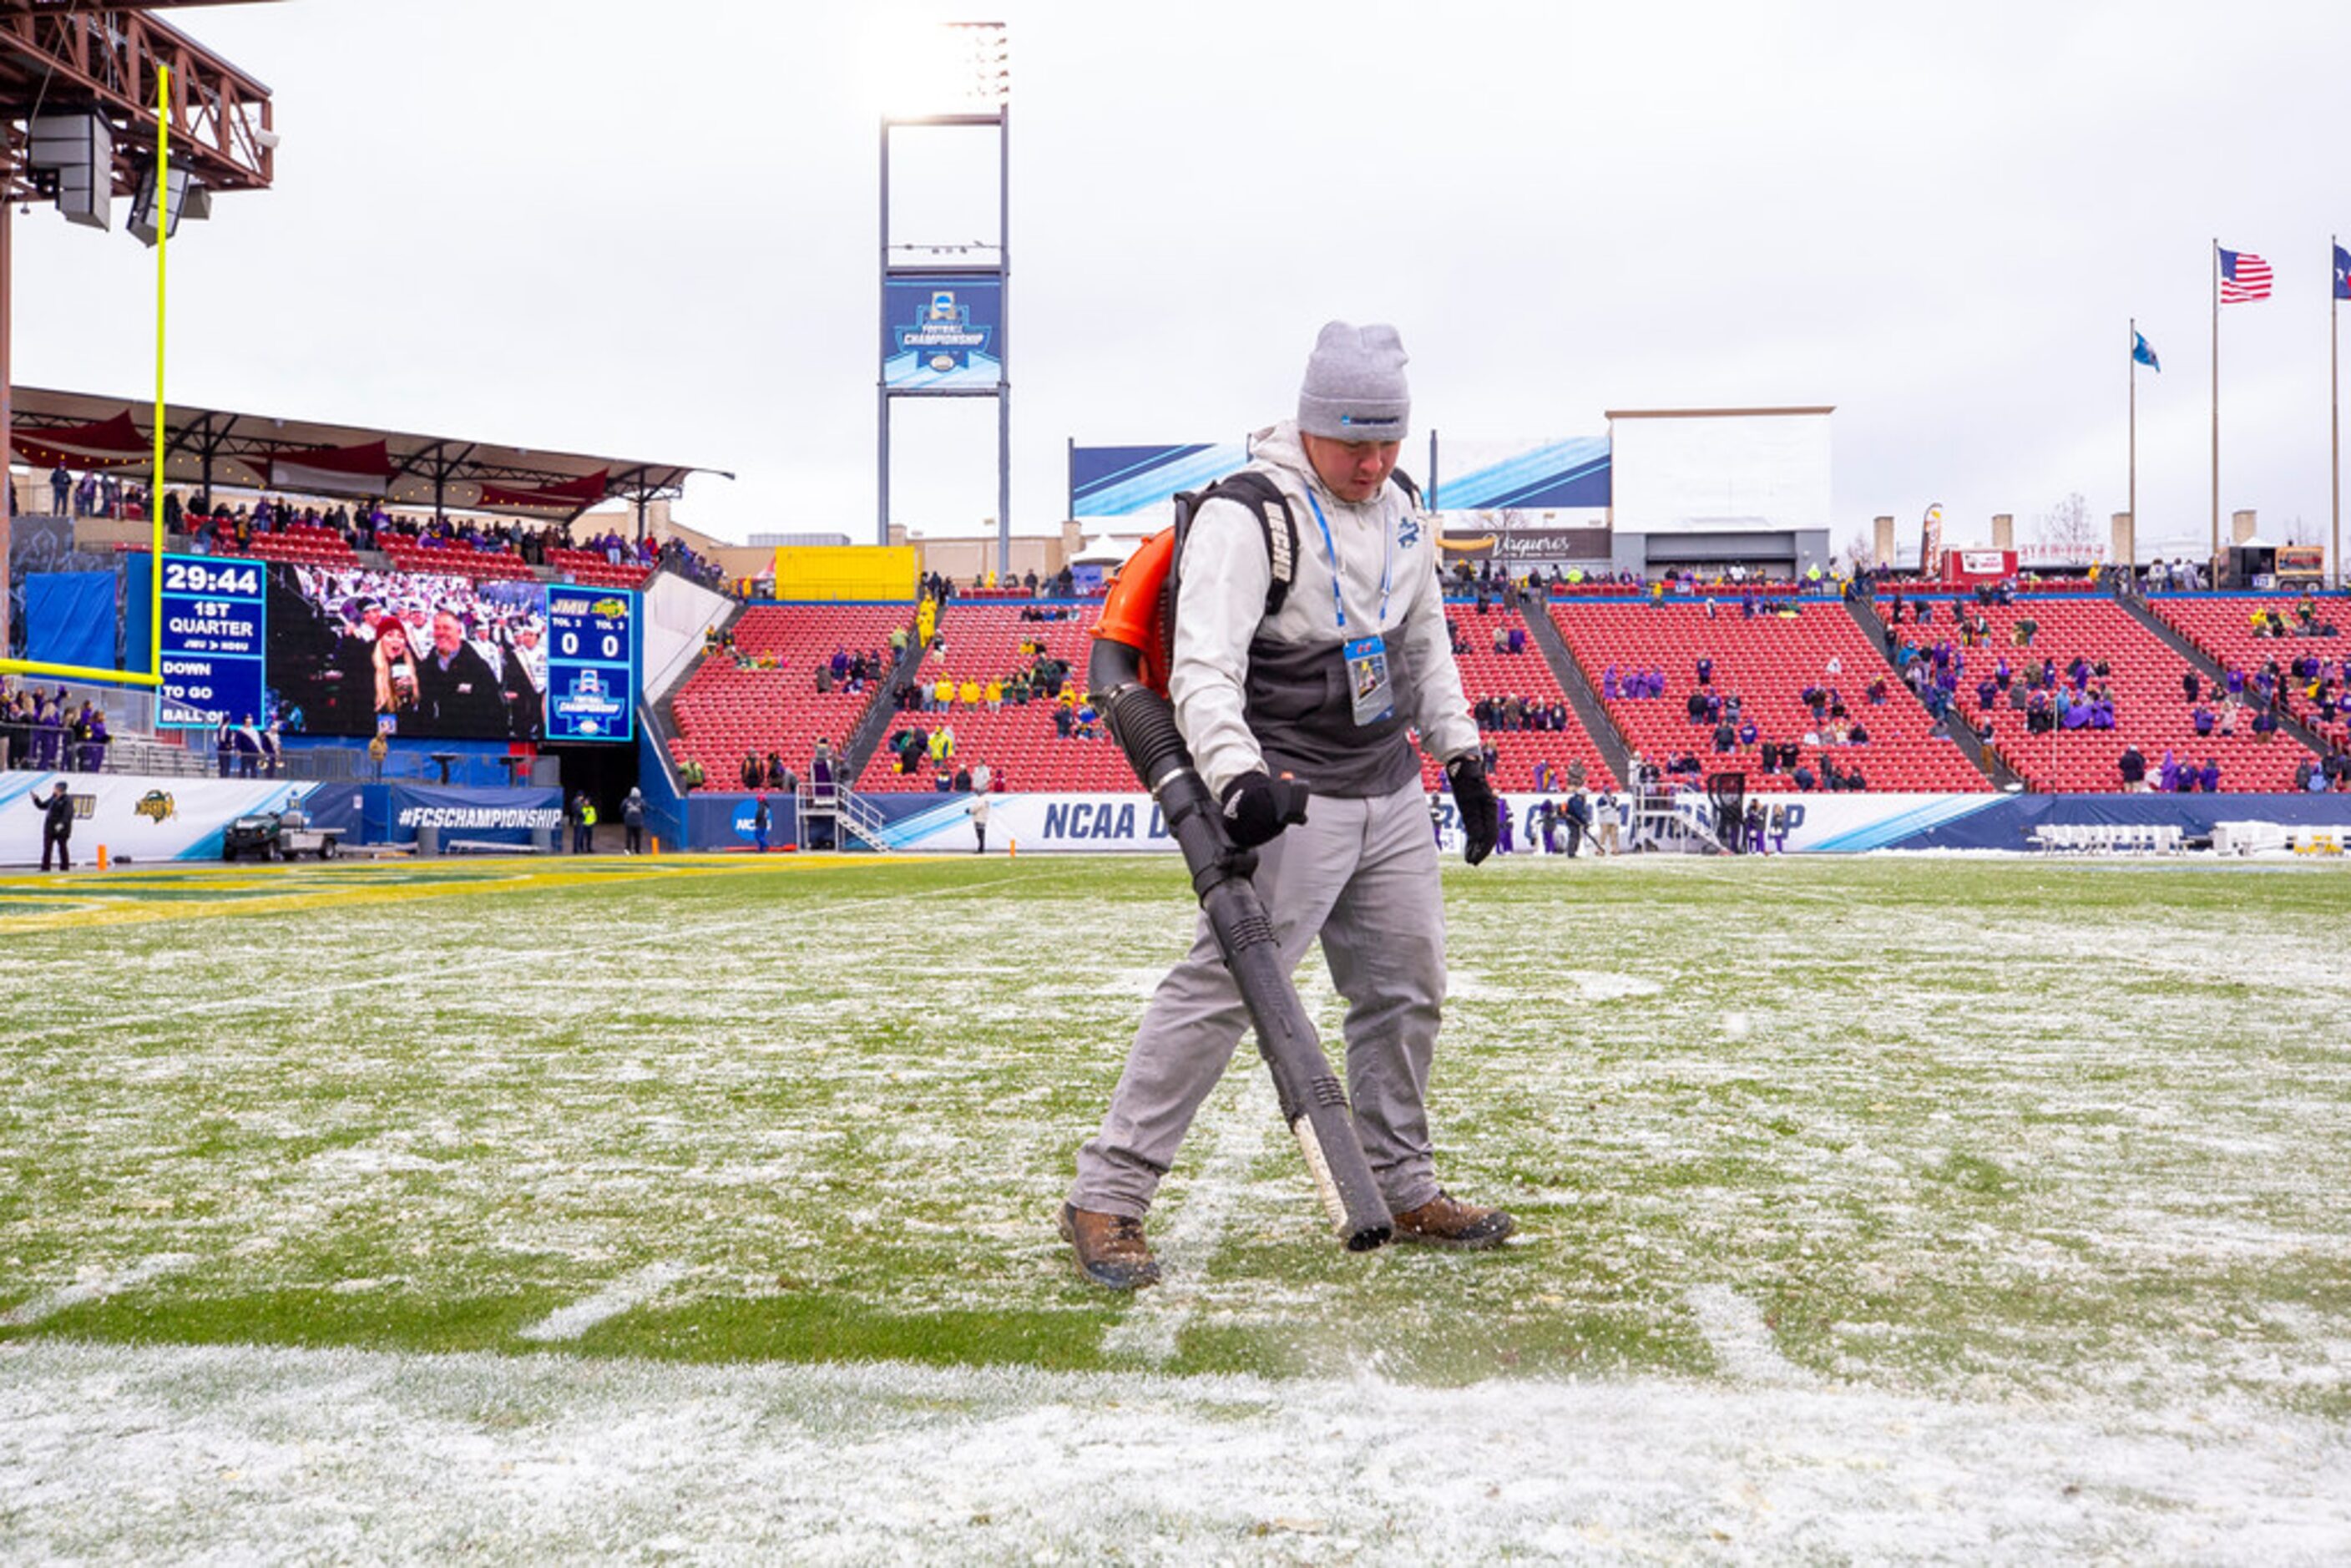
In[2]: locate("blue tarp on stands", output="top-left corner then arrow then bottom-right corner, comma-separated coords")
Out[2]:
124,555 -> 153,675
23,572 -> 115,670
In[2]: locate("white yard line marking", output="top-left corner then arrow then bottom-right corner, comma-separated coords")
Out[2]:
1101,1075 -> 1272,1367
1104,967 -> 1347,1366
515,1262 -> 686,1343
1686,1283 -> 1816,1388
2,1252 -> 200,1327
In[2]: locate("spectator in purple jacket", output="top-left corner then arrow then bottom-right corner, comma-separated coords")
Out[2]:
77,705 -> 109,772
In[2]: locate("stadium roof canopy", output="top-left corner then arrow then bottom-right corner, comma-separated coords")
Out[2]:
12,384 -> 726,524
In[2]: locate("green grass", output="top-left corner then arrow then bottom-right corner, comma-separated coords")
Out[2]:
3,852 -> 2348,1417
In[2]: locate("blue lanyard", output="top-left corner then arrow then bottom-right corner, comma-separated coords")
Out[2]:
1300,483 -> 1393,634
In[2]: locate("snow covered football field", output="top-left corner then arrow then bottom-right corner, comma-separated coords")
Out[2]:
2,852 -> 2348,1562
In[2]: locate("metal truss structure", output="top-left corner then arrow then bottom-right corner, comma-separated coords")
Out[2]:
0,0 -> 275,201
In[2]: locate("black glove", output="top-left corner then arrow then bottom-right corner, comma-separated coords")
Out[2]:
1447,755 -> 1499,866
1220,770 -> 1309,848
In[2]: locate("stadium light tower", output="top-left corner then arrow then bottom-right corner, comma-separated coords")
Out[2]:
877,21 -> 1012,579
0,1 -> 277,685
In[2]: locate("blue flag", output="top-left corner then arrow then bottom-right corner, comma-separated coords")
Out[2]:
2336,243 -> 2350,301
2132,331 -> 2161,372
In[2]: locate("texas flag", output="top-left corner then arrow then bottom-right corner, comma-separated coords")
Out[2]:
2334,243 -> 2349,302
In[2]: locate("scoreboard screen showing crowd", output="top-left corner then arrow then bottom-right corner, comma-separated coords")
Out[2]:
250,564 -> 639,744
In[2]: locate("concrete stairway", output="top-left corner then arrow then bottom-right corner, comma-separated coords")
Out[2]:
1521,599 -> 1637,787
1842,591 -> 2025,791
2116,591 -> 2331,757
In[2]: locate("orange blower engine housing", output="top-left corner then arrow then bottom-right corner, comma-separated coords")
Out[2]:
1090,528 -> 1179,695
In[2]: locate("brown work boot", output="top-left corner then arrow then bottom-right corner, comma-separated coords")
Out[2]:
1388,1191 -> 1515,1250
1059,1202 -> 1161,1290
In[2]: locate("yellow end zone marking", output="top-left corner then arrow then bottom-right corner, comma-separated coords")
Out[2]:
0,855 -> 933,933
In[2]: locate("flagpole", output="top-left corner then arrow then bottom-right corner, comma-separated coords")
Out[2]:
2333,233 -> 2341,589
2129,316 -> 2138,585
2211,239 -> 2220,589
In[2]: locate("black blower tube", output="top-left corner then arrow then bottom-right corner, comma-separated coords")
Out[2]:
1090,639 -> 1392,1252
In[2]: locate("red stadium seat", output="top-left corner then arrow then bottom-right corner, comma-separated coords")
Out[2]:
1552,598 -> 1990,794
1882,593 -> 2307,792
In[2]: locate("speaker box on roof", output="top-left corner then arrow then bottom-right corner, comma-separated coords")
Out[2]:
28,112 -> 113,230
129,164 -> 200,246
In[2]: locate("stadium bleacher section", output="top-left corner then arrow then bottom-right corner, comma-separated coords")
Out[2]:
681,594 -> 1626,803
377,534 -> 538,583
1551,598 -> 1990,793
545,547 -> 655,591
1440,605 -> 1616,791
235,524 -> 362,569
2145,594 -> 2348,750
856,602 -> 1135,793
667,604 -> 913,787
684,589 -> 2347,803
1884,594 -> 2304,793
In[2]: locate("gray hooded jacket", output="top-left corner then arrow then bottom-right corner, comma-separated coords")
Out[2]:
1167,422 -> 1477,800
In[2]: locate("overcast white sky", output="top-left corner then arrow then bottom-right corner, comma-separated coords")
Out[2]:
13,1 -> 2351,561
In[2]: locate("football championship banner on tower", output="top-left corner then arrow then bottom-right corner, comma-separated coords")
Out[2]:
882,275 -> 1003,392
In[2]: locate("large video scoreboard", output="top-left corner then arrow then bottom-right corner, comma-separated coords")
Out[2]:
157,557 -> 643,744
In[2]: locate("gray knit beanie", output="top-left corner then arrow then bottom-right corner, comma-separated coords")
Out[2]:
1296,321 -> 1410,442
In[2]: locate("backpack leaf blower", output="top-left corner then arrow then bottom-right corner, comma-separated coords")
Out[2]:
1087,506 -> 1392,1252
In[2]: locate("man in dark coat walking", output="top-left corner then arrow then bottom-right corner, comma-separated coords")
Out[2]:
39,781 -> 74,871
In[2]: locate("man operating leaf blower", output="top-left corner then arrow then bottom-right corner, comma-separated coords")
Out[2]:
1064,321 -> 1512,1289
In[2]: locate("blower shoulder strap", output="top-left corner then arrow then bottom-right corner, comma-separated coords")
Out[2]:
1171,470 -> 1299,618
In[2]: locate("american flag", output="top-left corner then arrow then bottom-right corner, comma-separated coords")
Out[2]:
2220,247 -> 2273,303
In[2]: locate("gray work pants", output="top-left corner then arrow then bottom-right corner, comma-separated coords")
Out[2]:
1070,779 -> 1447,1220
